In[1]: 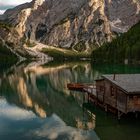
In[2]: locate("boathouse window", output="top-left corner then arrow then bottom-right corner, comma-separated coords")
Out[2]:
110,86 -> 115,97
117,89 -> 126,103
133,96 -> 140,105
97,85 -> 104,93
100,86 -> 104,92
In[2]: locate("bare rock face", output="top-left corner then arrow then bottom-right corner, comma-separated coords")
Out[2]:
0,24 -> 21,46
1,0 -> 140,49
105,0 -> 140,33
0,22 -> 32,59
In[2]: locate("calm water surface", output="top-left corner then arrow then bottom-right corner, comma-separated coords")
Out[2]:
0,61 -> 140,140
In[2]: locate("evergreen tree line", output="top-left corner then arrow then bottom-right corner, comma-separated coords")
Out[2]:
0,42 -> 18,64
92,22 -> 140,64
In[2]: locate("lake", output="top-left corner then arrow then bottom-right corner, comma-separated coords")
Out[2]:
0,61 -> 140,140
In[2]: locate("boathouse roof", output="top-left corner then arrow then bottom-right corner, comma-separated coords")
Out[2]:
102,74 -> 140,94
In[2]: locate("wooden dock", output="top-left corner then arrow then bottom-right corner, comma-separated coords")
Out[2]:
67,74 -> 140,119
67,83 -> 123,119
67,83 -> 96,92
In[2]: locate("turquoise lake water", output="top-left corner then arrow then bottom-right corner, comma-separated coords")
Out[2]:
0,61 -> 140,140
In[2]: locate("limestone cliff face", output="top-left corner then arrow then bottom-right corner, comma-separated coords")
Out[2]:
0,22 -> 31,59
1,0 -> 140,49
105,0 -> 140,33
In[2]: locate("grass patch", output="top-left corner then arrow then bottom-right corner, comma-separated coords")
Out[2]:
73,41 -> 86,52
26,39 -> 36,48
42,47 -> 91,61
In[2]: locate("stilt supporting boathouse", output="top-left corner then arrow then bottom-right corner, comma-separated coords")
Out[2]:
67,74 -> 140,119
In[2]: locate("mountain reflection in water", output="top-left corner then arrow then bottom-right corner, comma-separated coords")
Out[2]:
0,61 -> 100,140
1,62 -> 140,140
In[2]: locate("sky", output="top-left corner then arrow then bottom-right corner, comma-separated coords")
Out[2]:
0,0 -> 32,14
0,0 -> 32,6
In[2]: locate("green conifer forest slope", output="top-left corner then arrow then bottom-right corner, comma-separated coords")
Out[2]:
0,22 -> 18,64
0,42 -> 17,64
92,22 -> 140,64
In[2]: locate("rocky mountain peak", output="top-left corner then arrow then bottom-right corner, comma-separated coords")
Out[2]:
1,0 -> 140,49
32,0 -> 45,9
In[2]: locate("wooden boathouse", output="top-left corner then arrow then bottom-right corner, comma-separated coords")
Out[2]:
67,74 -> 140,119
95,74 -> 140,118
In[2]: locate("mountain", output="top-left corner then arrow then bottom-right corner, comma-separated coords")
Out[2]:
0,22 -> 24,63
0,21 -> 34,63
92,22 -> 140,64
1,0 -> 140,51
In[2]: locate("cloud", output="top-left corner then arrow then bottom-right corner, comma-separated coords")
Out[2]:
0,99 -> 36,120
0,0 -> 32,6
33,114 -> 100,140
0,10 -> 5,14
0,0 -> 32,14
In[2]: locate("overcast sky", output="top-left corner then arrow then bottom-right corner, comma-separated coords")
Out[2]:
0,0 -> 32,6
0,0 -> 32,14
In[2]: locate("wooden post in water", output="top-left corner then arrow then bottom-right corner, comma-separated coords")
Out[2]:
113,74 -> 116,81
88,92 -> 90,103
118,110 -> 123,120
135,112 -> 138,118
105,104 -> 108,112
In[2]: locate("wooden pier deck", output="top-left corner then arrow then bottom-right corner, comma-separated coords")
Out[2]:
67,75 -> 140,119
67,83 -> 123,119
67,83 -> 96,92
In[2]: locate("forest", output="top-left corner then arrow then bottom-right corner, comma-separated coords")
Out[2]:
92,22 -> 140,64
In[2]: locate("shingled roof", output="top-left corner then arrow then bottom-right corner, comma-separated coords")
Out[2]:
102,74 -> 140,94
